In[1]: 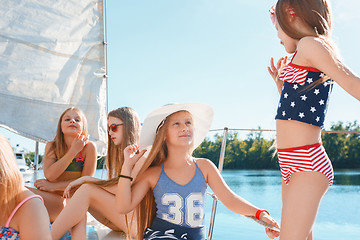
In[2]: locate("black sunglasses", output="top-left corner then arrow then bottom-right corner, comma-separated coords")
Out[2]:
108,123 -> 123,132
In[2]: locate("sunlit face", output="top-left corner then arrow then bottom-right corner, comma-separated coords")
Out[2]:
61,110 -> 83,136
108,116 -> 124,146
165,111 -> 194,148
275,20 -> 298,53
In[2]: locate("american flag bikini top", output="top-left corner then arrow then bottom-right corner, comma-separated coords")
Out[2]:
275,54 -> 334,127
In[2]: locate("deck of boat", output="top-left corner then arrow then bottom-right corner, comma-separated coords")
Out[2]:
86,214 -> 128,240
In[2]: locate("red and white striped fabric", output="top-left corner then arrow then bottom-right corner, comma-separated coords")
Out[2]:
277,143 -> 334,186
278,64 -> 309,86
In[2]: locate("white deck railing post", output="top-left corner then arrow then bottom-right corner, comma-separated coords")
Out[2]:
34,141 -> 39,171
207,127 -> 228,240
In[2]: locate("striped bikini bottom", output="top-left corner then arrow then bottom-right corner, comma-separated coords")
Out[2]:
277,143 -> 334,186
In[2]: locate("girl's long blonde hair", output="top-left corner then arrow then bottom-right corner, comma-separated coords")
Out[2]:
134,111 -> 193,239
51,107 -> 88,160
0,134 -> 23,218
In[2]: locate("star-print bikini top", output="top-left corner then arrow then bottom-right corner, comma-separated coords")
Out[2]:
275,51 -> 334,127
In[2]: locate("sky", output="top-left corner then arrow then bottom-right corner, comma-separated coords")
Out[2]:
1,0 -> 359,154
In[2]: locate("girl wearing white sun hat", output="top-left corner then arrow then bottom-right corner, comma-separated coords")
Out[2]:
116,103 -> 279,240
139,103 -> 214,151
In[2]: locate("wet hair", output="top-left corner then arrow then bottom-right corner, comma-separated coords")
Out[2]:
0,134 -> 23,218
275,0 -> 332,40
51,107 -> 88,160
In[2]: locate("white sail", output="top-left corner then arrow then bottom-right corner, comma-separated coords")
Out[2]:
0,0 -> 107,155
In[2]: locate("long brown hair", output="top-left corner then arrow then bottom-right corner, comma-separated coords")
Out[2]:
50,107 -> 88,160
0,134 -> 23,218
276,0 -> 337,87
275,0 -> 332,40
96,107 -> 141,186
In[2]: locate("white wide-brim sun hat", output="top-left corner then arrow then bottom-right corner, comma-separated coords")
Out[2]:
139,103 -> 214,151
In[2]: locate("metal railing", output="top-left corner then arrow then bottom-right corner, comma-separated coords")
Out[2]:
207,127 -> 228,240
205,127 -> 360,240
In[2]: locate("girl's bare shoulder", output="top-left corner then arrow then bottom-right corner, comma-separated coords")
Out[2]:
195,158 -> 216,168
15,189 -> 47,220
82,141 -> 97,159
44,141 -> 54,152
194,158 -> 218,180
140,165 -> 162,187
297,36 -> 329,54
83,140 -> 96,152
15,189 -> 51,239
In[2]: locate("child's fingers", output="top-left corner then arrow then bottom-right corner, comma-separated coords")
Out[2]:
276,57 -> 284,69
270,57 -> 277,71
268,66 -> 276,76
137,149 -> 147,158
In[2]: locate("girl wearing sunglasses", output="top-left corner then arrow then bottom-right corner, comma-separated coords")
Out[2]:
28,107 -> 97,224
51,107 -> 145,239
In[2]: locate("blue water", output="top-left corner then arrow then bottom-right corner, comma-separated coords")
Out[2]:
27,169 -> 360,239
203,170 -> 360,240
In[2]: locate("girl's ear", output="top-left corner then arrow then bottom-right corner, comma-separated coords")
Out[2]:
288,14 -> 297,23
285,5 -> 297,22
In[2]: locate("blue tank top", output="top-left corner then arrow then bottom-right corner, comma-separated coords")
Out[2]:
275,52 -> 333,127
153,161 -> 207,229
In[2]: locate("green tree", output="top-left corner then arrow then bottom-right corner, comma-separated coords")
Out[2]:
24,152 -> 43,168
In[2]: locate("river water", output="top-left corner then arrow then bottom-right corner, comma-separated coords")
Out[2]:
25,169 -> 360,239
203,170 -> 360,240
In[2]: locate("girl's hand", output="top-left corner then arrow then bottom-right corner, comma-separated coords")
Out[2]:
63,177 -> 86,198
69,133 -> 88,155
34,179 -> 56,192
260,212 -> 280,239
123,145 -> 147,170
268,57 -> 287,93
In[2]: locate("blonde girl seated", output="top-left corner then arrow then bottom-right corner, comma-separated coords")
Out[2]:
28,107 -> 97,222
116,103 -> 280,240
51,107 -> 144,239
0,134 -> 51,240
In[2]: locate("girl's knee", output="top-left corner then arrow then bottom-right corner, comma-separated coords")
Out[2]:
76,183 -> 98,200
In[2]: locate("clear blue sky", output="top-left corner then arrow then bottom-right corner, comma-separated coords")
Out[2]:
1,0 -> 359,154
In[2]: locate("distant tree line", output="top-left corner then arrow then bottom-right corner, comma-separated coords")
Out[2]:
23,121 -> 359,170
193,121 -> 360,170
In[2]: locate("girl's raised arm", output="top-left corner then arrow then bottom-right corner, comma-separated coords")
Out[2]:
268,56 -> 288,94
116,145 -> 151,214
299,37 -> 360,101
43,134 -> 89,181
